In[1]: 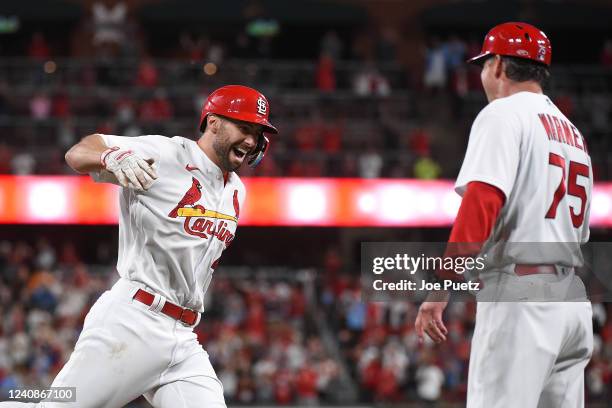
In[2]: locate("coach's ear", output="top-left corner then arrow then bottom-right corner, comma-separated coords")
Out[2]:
494,55 -> 505,79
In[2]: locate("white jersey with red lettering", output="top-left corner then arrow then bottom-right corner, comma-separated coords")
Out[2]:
0,135 -> 238,408
456,91 -> 592,266
94,134 -> 245,312
455,91 -> 594,408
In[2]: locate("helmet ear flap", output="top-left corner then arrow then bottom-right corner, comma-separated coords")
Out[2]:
247,135 -> 270,168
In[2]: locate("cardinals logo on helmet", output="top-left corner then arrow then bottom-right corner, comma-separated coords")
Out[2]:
256,97 -> 267,115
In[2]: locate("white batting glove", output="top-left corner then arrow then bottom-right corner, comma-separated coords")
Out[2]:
101,147 -> 158,191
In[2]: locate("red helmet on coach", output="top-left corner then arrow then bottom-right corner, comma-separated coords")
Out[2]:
468,22 -> 552,66
199,85 -> 278,168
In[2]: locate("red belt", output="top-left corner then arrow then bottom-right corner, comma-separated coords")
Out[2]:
515,264 -> 557,276
133,289 -> 199,326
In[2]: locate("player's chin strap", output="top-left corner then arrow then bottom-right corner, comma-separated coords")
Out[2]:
247,134 -> 270,168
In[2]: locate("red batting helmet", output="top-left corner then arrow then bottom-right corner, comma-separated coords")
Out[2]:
199,85 -> 278,134
468,22 -> 552,66
199,85 -> 278,167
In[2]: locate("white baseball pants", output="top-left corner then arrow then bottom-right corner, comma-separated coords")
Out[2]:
467,301 -> 593,408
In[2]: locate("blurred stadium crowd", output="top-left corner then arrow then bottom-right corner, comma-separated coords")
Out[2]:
0,239 -> 611,406
2,1 -> 612,179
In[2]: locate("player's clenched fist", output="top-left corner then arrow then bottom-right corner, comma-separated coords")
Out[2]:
101,146 -> 158,191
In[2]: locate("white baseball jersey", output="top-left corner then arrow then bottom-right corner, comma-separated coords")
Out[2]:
93,134 -> 246,312
456,92 -> 594,408
456,91 -> 593,266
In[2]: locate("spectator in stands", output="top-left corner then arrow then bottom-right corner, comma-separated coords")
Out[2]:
180,32 -> 208,61
358,144 -> 383,178
450,65 -> 468,97
29,92 -> 51,121
139,89 -> 173,124
27,32 -> 50,60
295,365 -> 318,404
353,62 -> 391,97
416,351 -> 445,406
445,35 -> 469,114
252,355 -> 275,402
193,87 -> 210,118
444,35 -> 467,76
11,153 -> 36,175
424,37 -> 447,92
320,30 -> 343,62
293,112 -> 322,153
586,93 -> 611,136
115,96 -> 136,126
94,120 -> 116,136
92,0 -> 127,51
26,268 -> 58,312
408,127 -> 431,157
273,367 -> 293,404
600,39 -> 612,67
466,37 -> 484,91
51,90 -> 71,119
376,27 -> 399,63
340,156 -> 358,177
316,52 -> 336,93
413,155 -> 441,179
135,57 -> 160,88
321,119 -> 343,175
0,145 -> 13,173
208,42 -> 225,65
554,93 -> 575,118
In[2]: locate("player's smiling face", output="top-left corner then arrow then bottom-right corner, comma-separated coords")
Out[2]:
211,116 -> 260,172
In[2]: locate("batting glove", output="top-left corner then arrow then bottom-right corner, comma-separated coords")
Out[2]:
101,147 -> 158,191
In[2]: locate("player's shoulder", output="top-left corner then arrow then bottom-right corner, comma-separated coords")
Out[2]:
170,135 -> 211,153
125,134 -> 181,150
148,135 -> 198,157
137,135 -> 195,164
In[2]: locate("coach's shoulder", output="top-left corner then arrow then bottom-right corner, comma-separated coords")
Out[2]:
484,96 -> 513,113
475,96 -> 523,125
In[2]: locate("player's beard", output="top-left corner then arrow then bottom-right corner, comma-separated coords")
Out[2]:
212,122 -> 239,172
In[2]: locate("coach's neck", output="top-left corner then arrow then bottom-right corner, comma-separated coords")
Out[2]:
505,79 -> 542,98
490,80 -> 543,102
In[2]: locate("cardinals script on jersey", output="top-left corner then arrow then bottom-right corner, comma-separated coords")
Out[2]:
94,134 -> 246,312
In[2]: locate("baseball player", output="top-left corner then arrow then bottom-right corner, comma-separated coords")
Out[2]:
415,23 -> 593,407
0,85 -> 277,408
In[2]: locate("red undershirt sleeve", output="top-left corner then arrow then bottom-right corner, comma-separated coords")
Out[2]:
437,181 -> 505,282
449,181 -> 506,244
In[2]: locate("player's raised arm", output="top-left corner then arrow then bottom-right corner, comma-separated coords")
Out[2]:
65,133 -> 158,191
64,133 -> 108,173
